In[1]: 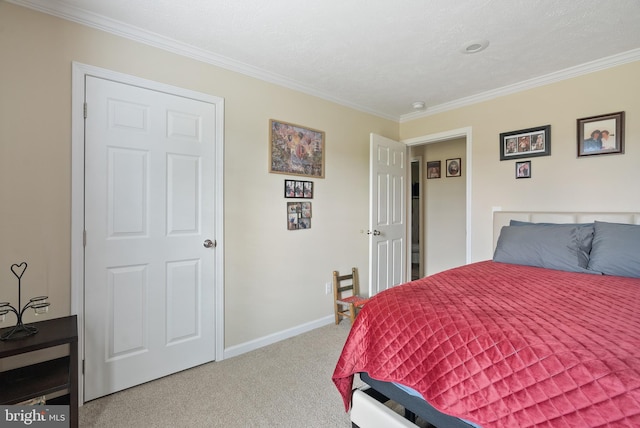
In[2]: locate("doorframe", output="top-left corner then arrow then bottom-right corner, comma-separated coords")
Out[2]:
71,62 -> 225,404
402,127 -> 472,265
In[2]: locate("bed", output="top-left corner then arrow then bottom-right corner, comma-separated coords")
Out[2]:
333,211 -> 640,427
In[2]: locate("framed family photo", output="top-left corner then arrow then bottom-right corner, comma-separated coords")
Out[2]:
499,125 -> 551,161
426,160 -> 441,179
287,201 -> 312,230
577,111 -> 625,157
515,160 -> 531,179
284,179 -> 313,199
446,158 -> 462,177
270,119 -> 325,178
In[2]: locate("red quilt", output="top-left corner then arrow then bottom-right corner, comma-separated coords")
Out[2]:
333,261 -> 640,427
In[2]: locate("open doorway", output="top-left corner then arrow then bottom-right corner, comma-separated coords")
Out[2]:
411,158 -> 422,280
405,127 -> 471,277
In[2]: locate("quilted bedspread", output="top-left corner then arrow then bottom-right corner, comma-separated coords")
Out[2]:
332,261 -> 640,427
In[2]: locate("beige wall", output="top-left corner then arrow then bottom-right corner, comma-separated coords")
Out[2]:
402,61 -> 640,262
0,3 -> 398,348
2,2 -> 639,352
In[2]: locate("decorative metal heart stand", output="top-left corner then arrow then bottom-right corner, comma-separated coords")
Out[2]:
0,262 -> 51,341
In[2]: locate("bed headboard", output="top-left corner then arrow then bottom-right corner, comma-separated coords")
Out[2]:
493,211 -> 640,250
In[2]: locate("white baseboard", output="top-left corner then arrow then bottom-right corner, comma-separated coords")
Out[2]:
222,314 -> 335,360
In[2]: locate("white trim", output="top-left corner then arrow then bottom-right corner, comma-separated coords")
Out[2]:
400,49 -> 640,122
10,0 -> 640,123
71,62 -> 225,404
223,315 -> 335,360
403,127 -> 473,265
70,62 -> 85,404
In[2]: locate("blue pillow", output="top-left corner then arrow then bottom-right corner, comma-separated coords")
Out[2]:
494,223 -> 594,273
587,221 -> 640,278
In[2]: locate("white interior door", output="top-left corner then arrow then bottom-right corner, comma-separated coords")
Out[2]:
369,133 -> 407,296
83,76 -> 217,401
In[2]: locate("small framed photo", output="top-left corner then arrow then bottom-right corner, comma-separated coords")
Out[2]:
287,202 -> 312,230
515,160 -> 531,179
284,180 -> 313,198
426,161 -> 441,179
500,125 -> 551,160
577,111 -> 624,157
284,180 -> 295,198
303,181 -> 313,198
446,158 -> 462,177
301,201 -> 312,218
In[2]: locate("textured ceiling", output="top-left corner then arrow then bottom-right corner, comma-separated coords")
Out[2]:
12,0 -> 640,120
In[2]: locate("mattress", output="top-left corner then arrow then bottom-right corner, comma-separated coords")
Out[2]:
333,261 -> 640,427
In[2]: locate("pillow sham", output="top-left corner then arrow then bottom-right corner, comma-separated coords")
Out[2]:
587,221 -> 640,278
494,223 -> 594,273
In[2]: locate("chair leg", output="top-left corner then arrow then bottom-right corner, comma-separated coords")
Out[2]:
335,303 -> 340,325
349,304 -> 356,324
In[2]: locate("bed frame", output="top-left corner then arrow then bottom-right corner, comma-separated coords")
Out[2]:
351,211 -> 640,428
351,373 -> 476,428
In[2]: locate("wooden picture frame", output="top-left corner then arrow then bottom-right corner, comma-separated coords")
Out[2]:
270,119 -> 325,178
446,158 -> 462,177
499,125 -> 551,161
577,111 -> 625,157
426,161 -> 441,179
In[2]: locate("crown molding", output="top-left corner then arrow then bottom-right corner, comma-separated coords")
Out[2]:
400,48 -> 640,123
8,0 -> 398,122
10,0 -> 639,124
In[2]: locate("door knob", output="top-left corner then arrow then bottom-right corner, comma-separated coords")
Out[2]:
367,230 -> 381,236
203,239 -> 215,248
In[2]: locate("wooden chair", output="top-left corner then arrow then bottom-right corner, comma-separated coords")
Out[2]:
333,267 -> 369,325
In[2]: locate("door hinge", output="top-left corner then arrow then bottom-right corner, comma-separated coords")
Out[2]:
82,359 -> 85,375
83,230 -> 86,247
83,102 -> 87,119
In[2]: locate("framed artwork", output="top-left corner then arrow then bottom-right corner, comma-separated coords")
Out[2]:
446,158 -> 462,177
499,125 -> 551,160
270,119 -> 325,178
287,202 -> 312,230
515,160 -> 531,179
284,180 -> 313,198
426,160 -> 441,179
577,111 -> 625,157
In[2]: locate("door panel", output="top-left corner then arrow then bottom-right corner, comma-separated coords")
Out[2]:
84,76 -> 216,401
369,134 -> 407,296
107,265 -> 147,359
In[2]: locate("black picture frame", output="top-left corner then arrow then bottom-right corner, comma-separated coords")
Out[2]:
577,111 -> 625,157
499,125 -> 551,161
515,160 -> 531,179
284,180 -> 313,198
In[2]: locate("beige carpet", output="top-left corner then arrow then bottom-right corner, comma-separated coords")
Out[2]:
80,321 -> 364,427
